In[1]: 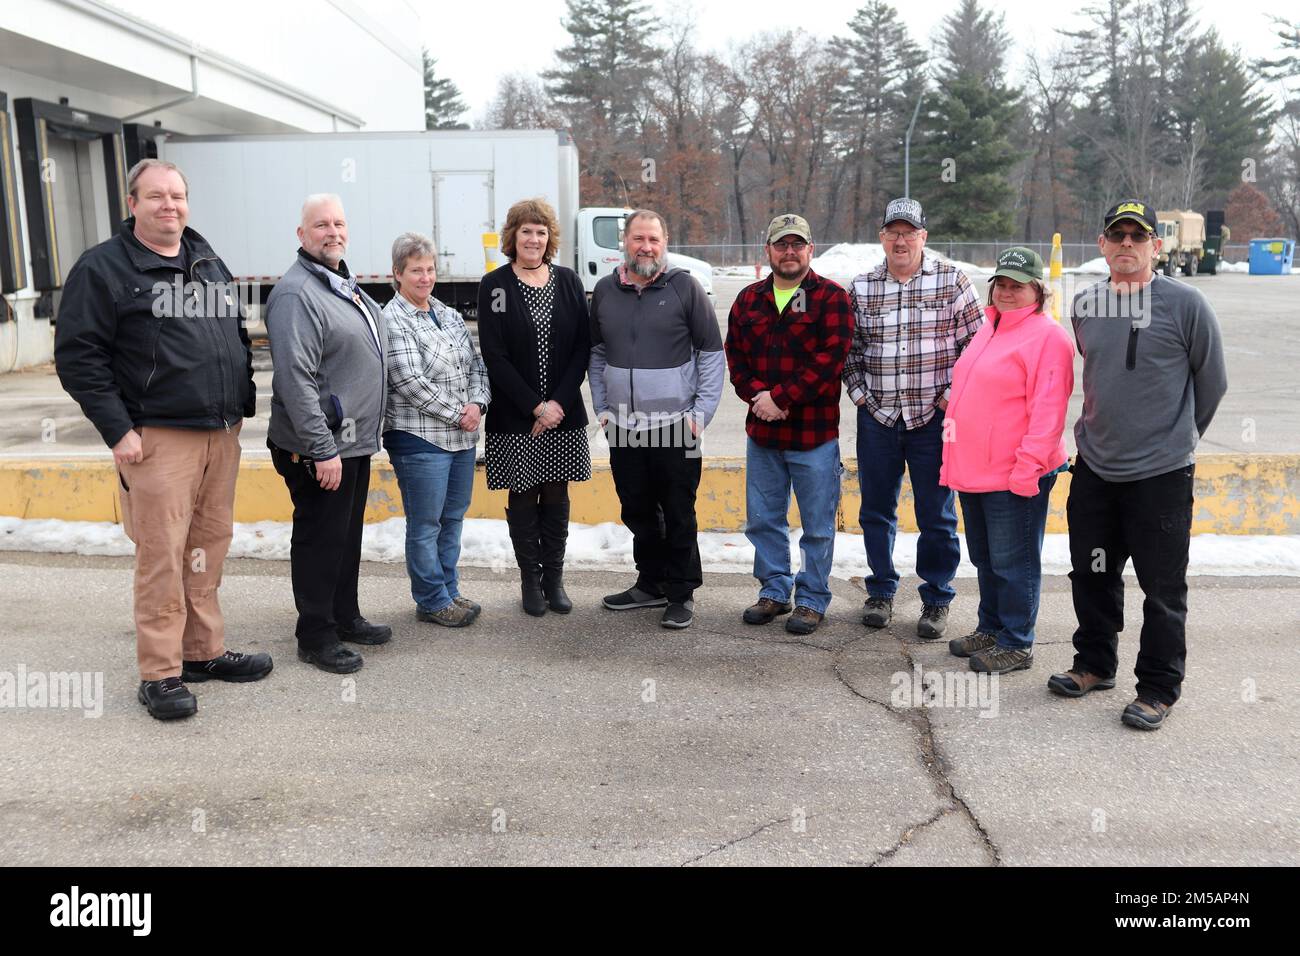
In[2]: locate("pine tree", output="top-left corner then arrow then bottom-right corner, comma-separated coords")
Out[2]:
543,0 -> 663,201
915,0 -> 1020,239
1058,0 -> 1200,210
934,0 -> 1007,86
423,50 -> 468,130
1172,31 -> 1275,205
828,1 -> 927,241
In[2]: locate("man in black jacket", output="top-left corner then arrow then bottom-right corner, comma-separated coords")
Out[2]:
55,159 -> 271,721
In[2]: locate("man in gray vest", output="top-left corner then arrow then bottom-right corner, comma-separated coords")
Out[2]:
266,194 -> 390,674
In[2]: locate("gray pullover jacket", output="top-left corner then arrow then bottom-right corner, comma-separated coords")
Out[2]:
1071,273 -> 1226,481
266,253 -> 388,459
588,266 -> 725,431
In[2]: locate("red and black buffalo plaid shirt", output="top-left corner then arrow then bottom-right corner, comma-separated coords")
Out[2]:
724,269 -> 854,450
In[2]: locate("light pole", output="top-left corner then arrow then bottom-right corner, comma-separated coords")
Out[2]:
903,90 -> 924,199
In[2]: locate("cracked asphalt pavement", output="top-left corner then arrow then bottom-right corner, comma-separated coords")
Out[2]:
1,551 -> 1296,866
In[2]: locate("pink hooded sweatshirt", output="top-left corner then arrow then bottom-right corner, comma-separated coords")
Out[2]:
939,302 -> 1075,497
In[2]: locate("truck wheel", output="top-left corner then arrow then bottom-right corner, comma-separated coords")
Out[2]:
1182,256 -> 1197,277
1162,258 -> 1174,277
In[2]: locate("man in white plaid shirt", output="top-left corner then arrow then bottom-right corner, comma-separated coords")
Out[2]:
844,197 -> 983,638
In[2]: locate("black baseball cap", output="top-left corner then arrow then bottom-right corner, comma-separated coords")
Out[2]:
1103,200 -> 1157,234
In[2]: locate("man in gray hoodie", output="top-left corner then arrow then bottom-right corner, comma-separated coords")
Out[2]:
1048,200 -> 1227,730
589,209 -> 725,629
266,194 -> 389,673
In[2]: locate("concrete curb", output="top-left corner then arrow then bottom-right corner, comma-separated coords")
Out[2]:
1,454 -> 1296,535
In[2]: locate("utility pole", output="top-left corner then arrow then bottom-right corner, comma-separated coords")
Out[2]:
903,91 -> 924,199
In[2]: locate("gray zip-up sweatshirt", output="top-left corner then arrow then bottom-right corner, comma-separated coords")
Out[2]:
266,254 -> 388,459
588,266 -> 725,431
1071,274 -> 1226,482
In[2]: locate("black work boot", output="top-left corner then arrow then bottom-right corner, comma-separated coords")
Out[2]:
539,498 -> 573,614
506,502 -> 547,617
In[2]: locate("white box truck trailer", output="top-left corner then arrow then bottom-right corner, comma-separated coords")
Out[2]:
157,128 -> 713,317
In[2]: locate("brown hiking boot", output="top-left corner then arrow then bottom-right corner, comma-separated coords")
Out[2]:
970,645 -> 1033,674
1047,670 -> 1117,698
1121,697 -> 1172,730
743,597 -> 792,625
417,603 -> 475,628
784,606 -> 824,635
948,630 -> 997,658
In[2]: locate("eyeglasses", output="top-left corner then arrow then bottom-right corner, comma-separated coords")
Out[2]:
881,230 -> 923,243
771,239 -> 808,251
1104,228 -> 1153,244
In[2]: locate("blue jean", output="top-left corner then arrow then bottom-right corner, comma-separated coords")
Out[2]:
745,437 -> 842,615
855,407 -> 960,605
959,473 -> 1057,650
390,446 -> 476,613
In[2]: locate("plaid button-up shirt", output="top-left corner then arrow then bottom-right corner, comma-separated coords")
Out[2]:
724,269 -> 854,450
383,293 -> 490,452
843,253 -> 984,429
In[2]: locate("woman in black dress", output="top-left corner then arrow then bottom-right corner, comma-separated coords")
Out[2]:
477,198 -> 591,616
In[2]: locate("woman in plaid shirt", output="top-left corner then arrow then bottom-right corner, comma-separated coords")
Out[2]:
383,233 -> 491,628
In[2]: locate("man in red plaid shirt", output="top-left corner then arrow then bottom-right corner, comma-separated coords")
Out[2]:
725,214 -> 853,635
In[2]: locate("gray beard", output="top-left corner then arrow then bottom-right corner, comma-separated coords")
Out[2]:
628,253 -> 666,278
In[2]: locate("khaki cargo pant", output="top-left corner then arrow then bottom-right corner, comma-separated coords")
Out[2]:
117,424 -> 242,680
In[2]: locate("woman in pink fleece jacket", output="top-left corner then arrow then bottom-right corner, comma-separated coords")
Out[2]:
939,247 -> 1075,675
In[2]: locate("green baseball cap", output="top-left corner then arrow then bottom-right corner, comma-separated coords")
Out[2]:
989,246 -> 1044,284
766,213 -> 812,244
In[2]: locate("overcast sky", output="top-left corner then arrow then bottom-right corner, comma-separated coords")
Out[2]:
420,0 -> 1297,122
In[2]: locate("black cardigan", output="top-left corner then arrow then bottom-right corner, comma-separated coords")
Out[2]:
476,263 -> 591,435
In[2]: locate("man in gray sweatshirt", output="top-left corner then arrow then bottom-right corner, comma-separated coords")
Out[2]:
1048,200 -> 1227,730
266,194 -> 390,674
589,209 -> 725,629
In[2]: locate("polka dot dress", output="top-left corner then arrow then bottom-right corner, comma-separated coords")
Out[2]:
485,269 -> 592,493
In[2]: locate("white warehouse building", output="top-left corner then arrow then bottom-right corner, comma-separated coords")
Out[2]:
0,0 -> 425,371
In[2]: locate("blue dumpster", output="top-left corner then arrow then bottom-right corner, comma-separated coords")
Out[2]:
1248,238 -> 1295,275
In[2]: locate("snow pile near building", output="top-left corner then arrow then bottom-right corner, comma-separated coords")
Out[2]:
2,516 -> 1296,578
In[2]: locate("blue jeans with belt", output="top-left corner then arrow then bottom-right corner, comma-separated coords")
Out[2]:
390,445 -> 476,613
958,473 -> 1058,650
855,407 -> 960,606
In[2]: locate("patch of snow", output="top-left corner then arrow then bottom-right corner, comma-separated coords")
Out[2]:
809,242 -> 885,279
2,516 -> 1296,578
1217,260 -> 1250,273
712,264 -> 768,279
1065,256 -> 1110,274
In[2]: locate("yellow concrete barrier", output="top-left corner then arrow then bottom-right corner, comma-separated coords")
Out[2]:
0,455 -> 1296,535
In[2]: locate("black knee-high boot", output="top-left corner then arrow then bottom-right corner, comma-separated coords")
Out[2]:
539,493 -> 572,614
506,493 -> 546,617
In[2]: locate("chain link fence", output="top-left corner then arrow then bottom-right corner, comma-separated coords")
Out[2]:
677,241 -> 1255,269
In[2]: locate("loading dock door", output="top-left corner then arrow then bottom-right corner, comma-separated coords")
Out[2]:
14,98 -> 126,292
45,136 -> 105,281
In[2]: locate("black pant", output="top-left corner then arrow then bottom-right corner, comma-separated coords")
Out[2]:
608,425 -> 703,604
269,443 -> 370,650
1067,455 -> 1194,706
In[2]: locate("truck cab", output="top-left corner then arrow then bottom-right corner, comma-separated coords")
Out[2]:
1156,210 -> 1206,277
575,207 -> 715,300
